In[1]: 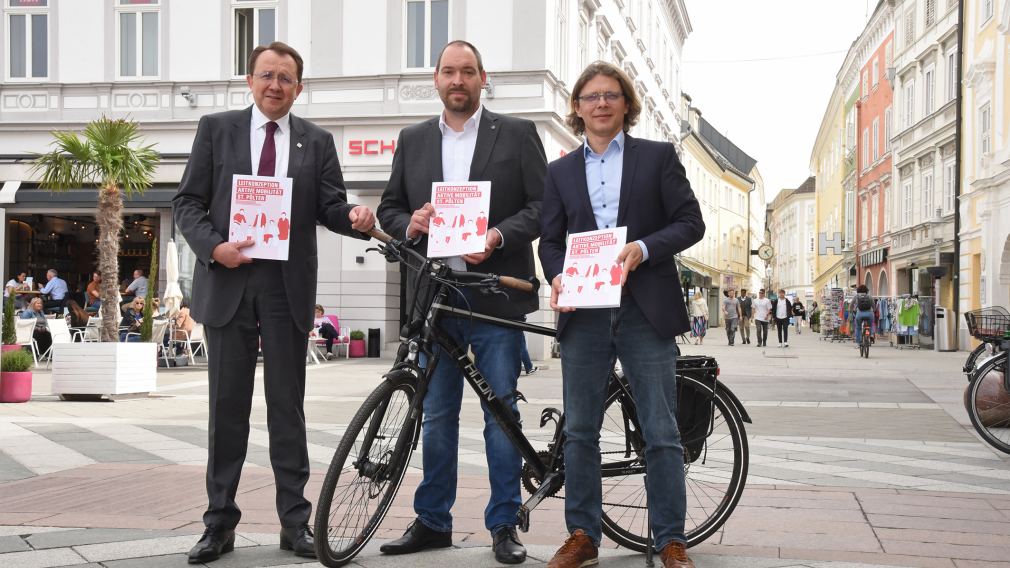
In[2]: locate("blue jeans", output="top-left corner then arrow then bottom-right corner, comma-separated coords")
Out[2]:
560,298 -> 686,550
519,336 -> 533,372
854,310 -> 874,344
414,314 -> 523,534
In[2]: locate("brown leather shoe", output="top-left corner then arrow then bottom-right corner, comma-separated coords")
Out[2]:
547,529 -> 598,567
659,541 -> 695,568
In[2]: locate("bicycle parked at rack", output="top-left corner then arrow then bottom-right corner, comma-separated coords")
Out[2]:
962,307 -> 1010,455
312,229 -> 752,567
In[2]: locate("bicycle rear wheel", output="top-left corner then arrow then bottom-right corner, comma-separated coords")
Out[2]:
966,352 -> 1010,455
599,373 -> 748,550
314,372 -> 418,566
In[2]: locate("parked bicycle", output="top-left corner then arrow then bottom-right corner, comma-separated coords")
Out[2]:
962,307 -> 1010,455
312,229 -> 752,567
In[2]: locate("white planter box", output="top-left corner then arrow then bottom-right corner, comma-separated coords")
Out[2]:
51,342 -> 157,397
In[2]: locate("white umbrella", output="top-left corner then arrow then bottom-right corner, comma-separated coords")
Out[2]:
163,239 -> 184,318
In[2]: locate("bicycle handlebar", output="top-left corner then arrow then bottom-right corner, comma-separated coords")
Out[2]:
366,228 -> 538,294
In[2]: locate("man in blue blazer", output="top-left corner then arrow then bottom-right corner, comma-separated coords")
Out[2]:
538,61 -> 704,568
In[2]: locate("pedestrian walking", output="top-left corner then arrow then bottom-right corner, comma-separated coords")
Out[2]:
722,289 -> 740,346
690,289 -> 708,345
173,41 -> 376,564
771,288 -> 792,347
752,289 -> 772,347
792,298 -> 806,335
738,289 -> 753,344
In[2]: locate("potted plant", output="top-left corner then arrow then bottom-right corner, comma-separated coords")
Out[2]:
31,117 -> 160,400
348,330 -> 366,358
2,294 -> 19,353
810,308 -> 821,333
1,349 -> 34,403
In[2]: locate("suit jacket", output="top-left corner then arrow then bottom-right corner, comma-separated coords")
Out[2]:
173,107 -> 365,333
539,134 -> 705,340
376,108 -> 546,320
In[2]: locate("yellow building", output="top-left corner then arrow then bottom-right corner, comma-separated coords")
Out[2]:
810,82 -> 850,296
679,95 -> 759,326
959,0 -> 1010,348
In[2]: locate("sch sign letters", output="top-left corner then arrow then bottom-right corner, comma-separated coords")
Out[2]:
348,139 -> 396,156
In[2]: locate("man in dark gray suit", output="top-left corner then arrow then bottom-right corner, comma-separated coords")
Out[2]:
173,41 -> 375,564
376,40 -> 546,565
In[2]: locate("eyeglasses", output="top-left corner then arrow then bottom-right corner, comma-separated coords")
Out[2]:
577,91 -> 623,104
253,71 -> 297,87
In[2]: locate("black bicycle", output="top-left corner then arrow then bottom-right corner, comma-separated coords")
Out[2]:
313,229 -> 751,566
858,321 -> 872,359
962,307 -> 1010,455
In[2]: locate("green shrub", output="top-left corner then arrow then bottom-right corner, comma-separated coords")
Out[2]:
1,349 -> 33,372
2,294 -> 15,345
350,330 -> 365,341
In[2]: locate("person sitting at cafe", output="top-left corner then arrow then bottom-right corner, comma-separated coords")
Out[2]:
124,269 -> 148,299
120,297 -> 144,342
4,271 -> 30,309
20,297 -> 52,357
174,301 -> 195,341
40,268 -> 69,312
65,299 -> 90,330
85,271 -> 102,310
312,304 -> 340,360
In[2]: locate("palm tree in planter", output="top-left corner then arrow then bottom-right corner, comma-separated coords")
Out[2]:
31,117 -> 160,400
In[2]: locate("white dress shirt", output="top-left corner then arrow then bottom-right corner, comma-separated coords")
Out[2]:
437,105 -> 484,271
250,104 -> 291,178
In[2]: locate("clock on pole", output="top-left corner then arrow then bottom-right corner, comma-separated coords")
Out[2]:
757,244 -> 774,261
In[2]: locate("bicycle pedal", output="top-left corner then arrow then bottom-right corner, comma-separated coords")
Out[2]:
517,506 -> 530,532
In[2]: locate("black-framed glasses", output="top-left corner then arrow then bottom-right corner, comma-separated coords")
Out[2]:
253,71 -> 297,87
577,91 -> 623,104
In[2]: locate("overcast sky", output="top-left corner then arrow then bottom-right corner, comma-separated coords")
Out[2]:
681,1 -> 873,203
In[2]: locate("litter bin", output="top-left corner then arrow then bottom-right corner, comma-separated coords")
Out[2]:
934,306 -> 955,351
367,328 -> 381,357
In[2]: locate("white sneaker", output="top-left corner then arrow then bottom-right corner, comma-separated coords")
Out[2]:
325,352 -> 334,360
784,343 -> 789,348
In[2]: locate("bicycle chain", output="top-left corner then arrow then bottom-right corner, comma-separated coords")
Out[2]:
523,450 -> 650,509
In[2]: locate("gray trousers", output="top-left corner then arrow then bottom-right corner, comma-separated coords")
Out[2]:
725,317 -> 738,344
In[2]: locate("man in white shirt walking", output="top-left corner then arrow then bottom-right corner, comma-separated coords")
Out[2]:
751,288 -> 772,348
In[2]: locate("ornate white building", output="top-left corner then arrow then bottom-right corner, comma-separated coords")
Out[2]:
0,0 -> 691,357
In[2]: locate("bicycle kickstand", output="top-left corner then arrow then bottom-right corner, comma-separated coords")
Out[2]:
644,472 -> 654,567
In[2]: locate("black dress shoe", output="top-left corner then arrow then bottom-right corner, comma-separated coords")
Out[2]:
188,526 -> 235,564
379,519 -> 452,555
492,526 -> 527,564
280,524 -> 316,558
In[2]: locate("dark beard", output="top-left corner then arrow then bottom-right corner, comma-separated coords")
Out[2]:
441,90 -> 475,114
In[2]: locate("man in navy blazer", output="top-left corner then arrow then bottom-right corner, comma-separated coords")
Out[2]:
538,62 -> 704,568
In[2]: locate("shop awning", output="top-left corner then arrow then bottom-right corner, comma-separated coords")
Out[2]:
677,257 -> 714,289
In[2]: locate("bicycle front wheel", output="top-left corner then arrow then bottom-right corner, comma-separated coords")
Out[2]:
314,371 -> 419,566
966,352 -> 1010,455
599,373 -> 749,551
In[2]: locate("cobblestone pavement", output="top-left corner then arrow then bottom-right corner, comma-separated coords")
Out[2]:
0,327 -> 1007,567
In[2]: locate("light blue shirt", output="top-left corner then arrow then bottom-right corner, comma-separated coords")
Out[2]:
40,276 -> 68,300
583,131 -> 649,260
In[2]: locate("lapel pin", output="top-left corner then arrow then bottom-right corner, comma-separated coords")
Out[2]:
296,142 -> 303,148
491,125 -> 496,130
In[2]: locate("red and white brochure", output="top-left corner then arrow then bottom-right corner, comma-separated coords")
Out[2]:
427,181 -> 492,258
558,227 -> 627,309
228,174 -> 294,261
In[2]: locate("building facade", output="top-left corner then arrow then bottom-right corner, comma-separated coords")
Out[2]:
855,22 -> 895,298
888,0 -> 959,325
811,77 -> 849,296
959,0 -> 1010,348
0,0 -> 692,357
767,177 -> 816,299
678,94 -> 762,325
